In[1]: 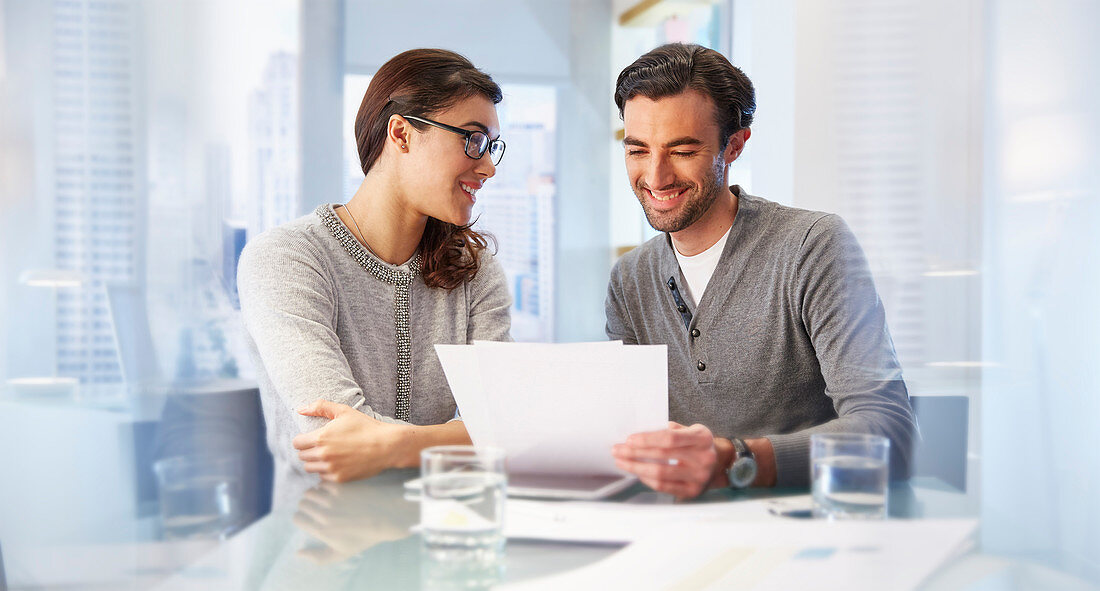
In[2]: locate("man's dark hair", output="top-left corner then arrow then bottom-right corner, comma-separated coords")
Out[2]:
615,43 -> 756,148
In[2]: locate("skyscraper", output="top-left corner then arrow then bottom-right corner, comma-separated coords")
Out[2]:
52,0 -> 142,385
473,87 -> 557,342
248,51 -> 299,236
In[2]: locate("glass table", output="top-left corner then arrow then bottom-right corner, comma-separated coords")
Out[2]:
148,470 -> 1018,591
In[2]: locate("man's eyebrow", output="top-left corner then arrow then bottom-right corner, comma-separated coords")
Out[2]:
664,137 -> 703,148
622,136 -> 704,148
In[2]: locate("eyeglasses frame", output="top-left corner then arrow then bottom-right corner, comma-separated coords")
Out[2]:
401,114 -> 506,165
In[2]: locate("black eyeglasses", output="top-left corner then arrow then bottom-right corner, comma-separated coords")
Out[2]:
402,115 -> 506,166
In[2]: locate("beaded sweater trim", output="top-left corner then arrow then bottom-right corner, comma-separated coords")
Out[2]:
316,204 -> 420,422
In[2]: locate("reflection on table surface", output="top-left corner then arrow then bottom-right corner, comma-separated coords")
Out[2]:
147,471 -> 993,590
157,469 -> 622,590
5,470 -> 1093,590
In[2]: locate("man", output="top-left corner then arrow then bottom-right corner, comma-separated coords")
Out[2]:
608,43 -> 917,499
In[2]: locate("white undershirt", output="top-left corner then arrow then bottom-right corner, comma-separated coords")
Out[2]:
673,225 -> 732,306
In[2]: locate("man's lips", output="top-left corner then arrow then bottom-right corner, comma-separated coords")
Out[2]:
643,186 -> 689,209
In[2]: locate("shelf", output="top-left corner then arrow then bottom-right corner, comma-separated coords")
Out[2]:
619,0 -> 722,28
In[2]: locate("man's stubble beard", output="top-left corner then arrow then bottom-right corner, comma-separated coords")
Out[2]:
635,155 -> 727,234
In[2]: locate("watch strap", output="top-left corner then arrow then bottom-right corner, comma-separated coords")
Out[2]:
732,437 -> 754,461
726,437 -> 757,489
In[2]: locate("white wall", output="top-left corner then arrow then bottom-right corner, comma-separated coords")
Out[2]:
0,0 -> 6,382
345,1 -> 571,81
557,0 -> 614,341
1,0 -> 60,381
789,1 -> 985,488
981,0 -> 1100,581
733,3 -> 1100,580
342,0 -> 612,342
300,1 -> 345,217
729,0 -> 794,204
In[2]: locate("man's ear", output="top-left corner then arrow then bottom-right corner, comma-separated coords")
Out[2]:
386,115 -> 411,151
723,128 -> 751,165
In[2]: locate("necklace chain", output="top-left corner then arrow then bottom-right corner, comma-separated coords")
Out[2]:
341,204 -> 383,260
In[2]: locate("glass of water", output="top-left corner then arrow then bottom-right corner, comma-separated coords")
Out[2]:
811,433 -> 890,520
420,445 -> 507,559
153,454 -> 244,540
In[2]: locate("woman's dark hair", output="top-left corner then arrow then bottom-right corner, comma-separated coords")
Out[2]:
354,48 -> 502,290
614,43 -> 756,149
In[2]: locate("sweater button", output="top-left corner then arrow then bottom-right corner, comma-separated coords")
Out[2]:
677,304 -> 687,313
697,361 -> 706,371
691,328 -> 700,338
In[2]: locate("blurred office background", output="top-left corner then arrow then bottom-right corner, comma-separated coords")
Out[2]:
0,0 -> 1097,588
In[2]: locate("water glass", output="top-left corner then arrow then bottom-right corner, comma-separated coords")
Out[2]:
153,454 -> 244,540
811,433 -> 890,520
420,445 -> 507,558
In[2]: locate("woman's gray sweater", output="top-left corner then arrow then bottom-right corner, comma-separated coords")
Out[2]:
238,205 -> 511,505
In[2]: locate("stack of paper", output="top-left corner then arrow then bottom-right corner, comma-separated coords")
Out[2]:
435,341 -> 668,496
504,495 -> 798,543
498,518 -> 979,591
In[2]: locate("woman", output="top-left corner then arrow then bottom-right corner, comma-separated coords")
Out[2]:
238,49 -> 511,505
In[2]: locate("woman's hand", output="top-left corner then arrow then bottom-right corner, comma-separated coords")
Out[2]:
292,400 -> 412,483
293,479 -> 415,563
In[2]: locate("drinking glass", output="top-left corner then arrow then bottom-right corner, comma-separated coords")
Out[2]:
153,454 -> 244,540
811,433 -> 890,520
419,445 -> 507,559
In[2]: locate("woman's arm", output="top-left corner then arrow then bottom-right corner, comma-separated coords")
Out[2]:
293,400 -> 471,482
238,233 -> 409,433
466,252 -> 513,342
239,233 -> 430,485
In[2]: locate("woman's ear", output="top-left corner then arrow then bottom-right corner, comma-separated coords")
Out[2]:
387,115 -> 411,152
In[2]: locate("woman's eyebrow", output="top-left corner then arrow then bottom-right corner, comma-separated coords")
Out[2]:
459,121 -> 491,134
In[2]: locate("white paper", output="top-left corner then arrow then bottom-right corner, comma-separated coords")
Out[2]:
504,496 -> 795,543
434,341 -> 667,476
498,518 -> 978,591
433,344 -> 495,448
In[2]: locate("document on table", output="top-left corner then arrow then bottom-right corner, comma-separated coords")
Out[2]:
435,341 -> 668,477
498,518 -> 979,591
504,495 -> 802,543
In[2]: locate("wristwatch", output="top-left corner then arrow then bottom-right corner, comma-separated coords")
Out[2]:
726,438 -> 757,489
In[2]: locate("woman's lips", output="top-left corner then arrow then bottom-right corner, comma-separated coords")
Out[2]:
460,182 -> 479,203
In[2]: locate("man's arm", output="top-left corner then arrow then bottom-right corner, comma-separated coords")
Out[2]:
612,426 -> 777,498
763,214 -> 917,487
706,436 -> 775,488
707,216 -> 916,491
605,260 -> 640,344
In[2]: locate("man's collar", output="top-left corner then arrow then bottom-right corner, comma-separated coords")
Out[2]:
658,185 -> 748,297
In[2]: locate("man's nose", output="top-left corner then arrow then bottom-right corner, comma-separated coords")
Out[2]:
643,155 -> 676,190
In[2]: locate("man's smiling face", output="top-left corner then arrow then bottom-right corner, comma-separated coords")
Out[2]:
622,90 -> 731,233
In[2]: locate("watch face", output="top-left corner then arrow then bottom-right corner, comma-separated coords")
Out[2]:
730,458 -> 757,488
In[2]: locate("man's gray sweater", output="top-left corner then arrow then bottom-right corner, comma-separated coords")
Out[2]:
606,188 -> 917,487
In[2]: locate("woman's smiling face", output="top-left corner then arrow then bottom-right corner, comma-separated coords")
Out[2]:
398,95 -> 501,227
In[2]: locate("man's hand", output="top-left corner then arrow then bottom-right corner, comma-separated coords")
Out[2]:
292,400 -> 410,483
611,422 -> 719,500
